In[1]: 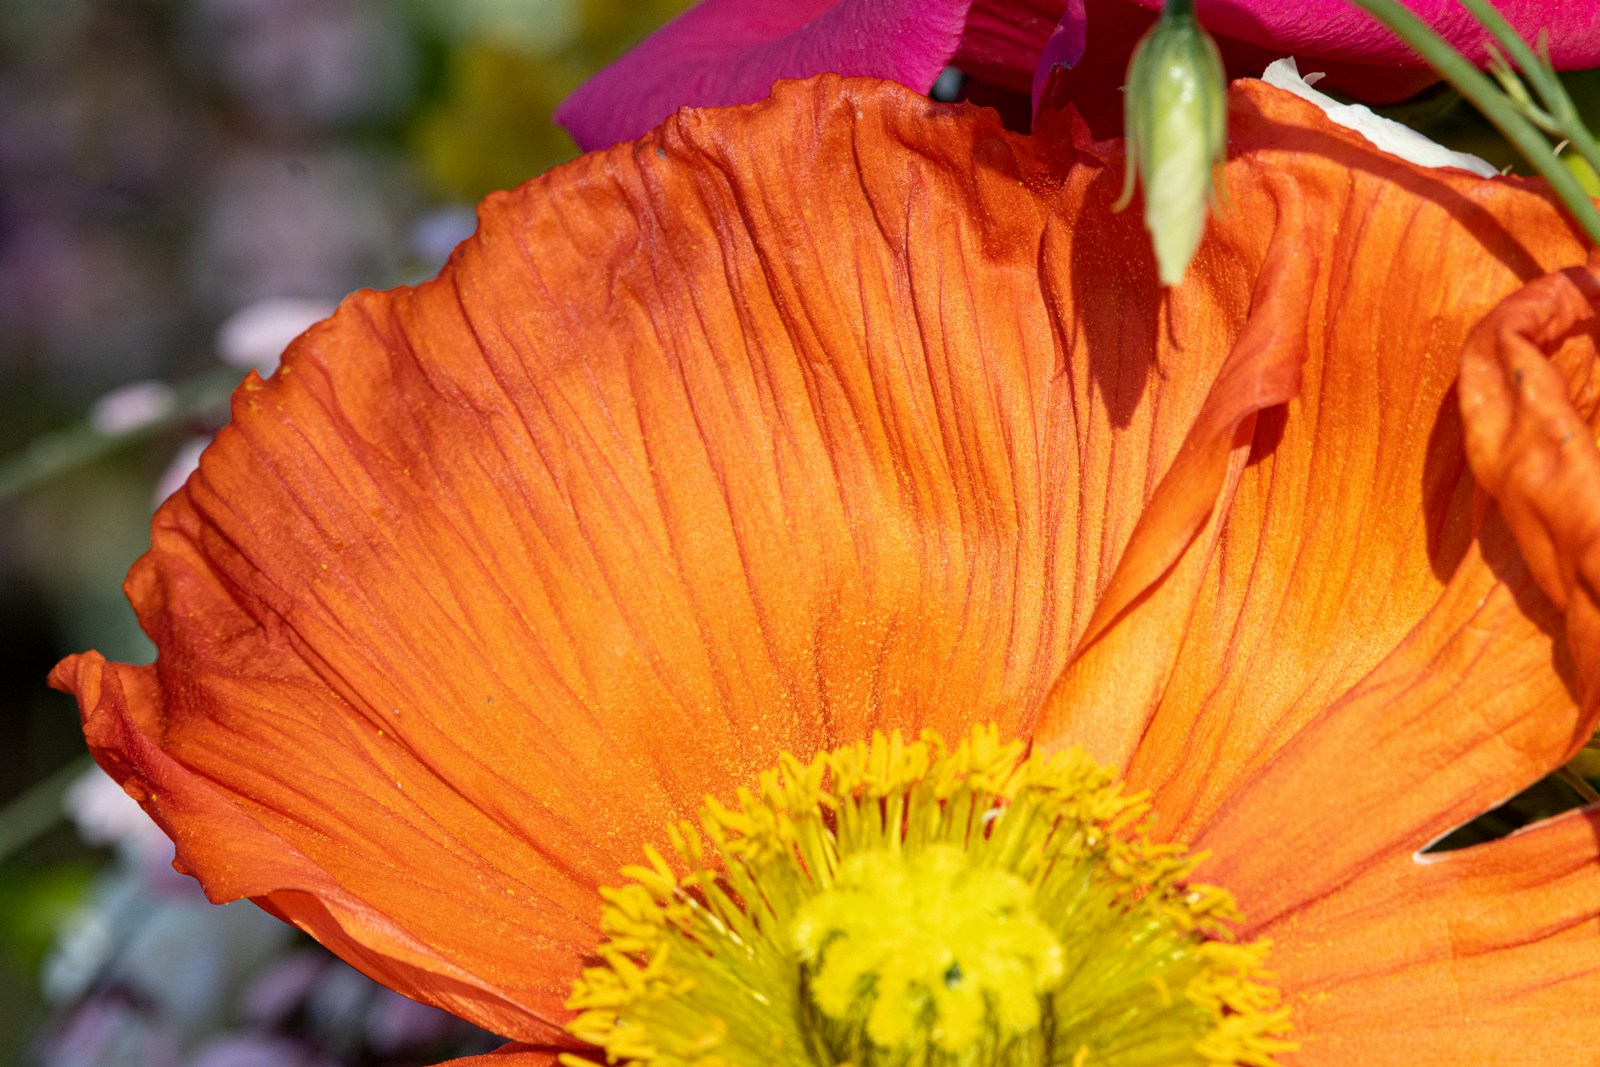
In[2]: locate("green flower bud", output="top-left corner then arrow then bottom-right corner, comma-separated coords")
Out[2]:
1115,0 -> 1227,287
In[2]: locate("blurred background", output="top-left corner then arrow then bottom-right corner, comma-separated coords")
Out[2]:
3,1 -> 1600,1065
0,0 -> 687,1061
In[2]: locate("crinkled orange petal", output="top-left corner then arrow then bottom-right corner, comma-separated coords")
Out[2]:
49,75 -> 1595,1046
51,75 -> 1272,1038
1193,263 -> 1600,918
1037,85 -> 1591,837
53,653 -> 568,1043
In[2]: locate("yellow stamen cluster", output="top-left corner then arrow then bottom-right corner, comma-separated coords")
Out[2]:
791,845 -> 1063,1057
564,725 -> 1294,1067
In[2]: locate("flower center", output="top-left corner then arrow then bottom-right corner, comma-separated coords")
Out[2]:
563,726 -> 1294,1067
793,845 -> 1062,1063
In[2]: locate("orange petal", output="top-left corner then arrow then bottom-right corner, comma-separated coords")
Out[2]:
1191,514 -> 1584,927
1186,262 -> 1600,1056
1261,806 -> 1600,1064
434,1044 -> 560,1067
52,76 -> 1247,1036
53,653 -> 581,1043
1037,83 -> 1590,836
1030,130 -> 1317,764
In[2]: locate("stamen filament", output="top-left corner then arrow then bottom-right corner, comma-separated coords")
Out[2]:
565,725 -> 1294,1067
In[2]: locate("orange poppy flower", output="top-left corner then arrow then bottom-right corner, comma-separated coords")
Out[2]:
52,75 -> 1600,1064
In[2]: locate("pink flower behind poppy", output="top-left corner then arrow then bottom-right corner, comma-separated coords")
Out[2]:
554,0 -> 971,150
1005,0 -> 1600,126
559,0 -> 1600,148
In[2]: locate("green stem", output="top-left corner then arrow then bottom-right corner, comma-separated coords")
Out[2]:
1456,0 -> 1600,180
1459,0 -> 1564,105
0,754 -> 95,865
1557,765 -> 1600,805
0,366 -> 241,503
1346,0 -> 1600,246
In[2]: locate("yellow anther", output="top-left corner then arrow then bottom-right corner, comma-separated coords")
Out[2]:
791,845 -> 1063,1057
564,726 -> 1294,1067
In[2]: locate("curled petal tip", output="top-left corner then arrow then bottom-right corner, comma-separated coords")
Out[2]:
1460,264 -> 1600,695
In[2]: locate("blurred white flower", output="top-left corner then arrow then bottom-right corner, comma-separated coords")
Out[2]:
408,204 -> 478,270
215,297 -> 337,375
154,437 -> 210,509
303,962 -> 370,1033
88,381 -> 177,436
62,765 -> 171,862
114,902 -> 290,1028
40,885 -> 122,1004
48,767 -> 291,1017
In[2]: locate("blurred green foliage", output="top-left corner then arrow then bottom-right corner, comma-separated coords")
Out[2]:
407,0 -> 692,200
414,44 -> 592,200
0,865 -> 96,976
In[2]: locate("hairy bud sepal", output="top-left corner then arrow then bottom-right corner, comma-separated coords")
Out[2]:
1116,0 -> 1227,287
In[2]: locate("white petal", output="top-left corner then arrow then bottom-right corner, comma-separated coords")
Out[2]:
1262,57 -> 1499,178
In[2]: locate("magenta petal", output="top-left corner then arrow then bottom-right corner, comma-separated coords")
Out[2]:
556,0 -> 972,151
1135,0 -> 1600,70
963,0 -> 1600,102
1029,0 -> 1087,116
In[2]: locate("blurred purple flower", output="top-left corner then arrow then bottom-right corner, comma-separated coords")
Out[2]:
187,0 -> 416,128
30,996 -> 182,1067
186,1035 -> 337,1067
240,948 -> 483,1057
187,147 -> 417,314
240,951 -> 326,1027
38,779 -> 494,1067
0,215 -> 177,388
364,989 -> 459,1055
